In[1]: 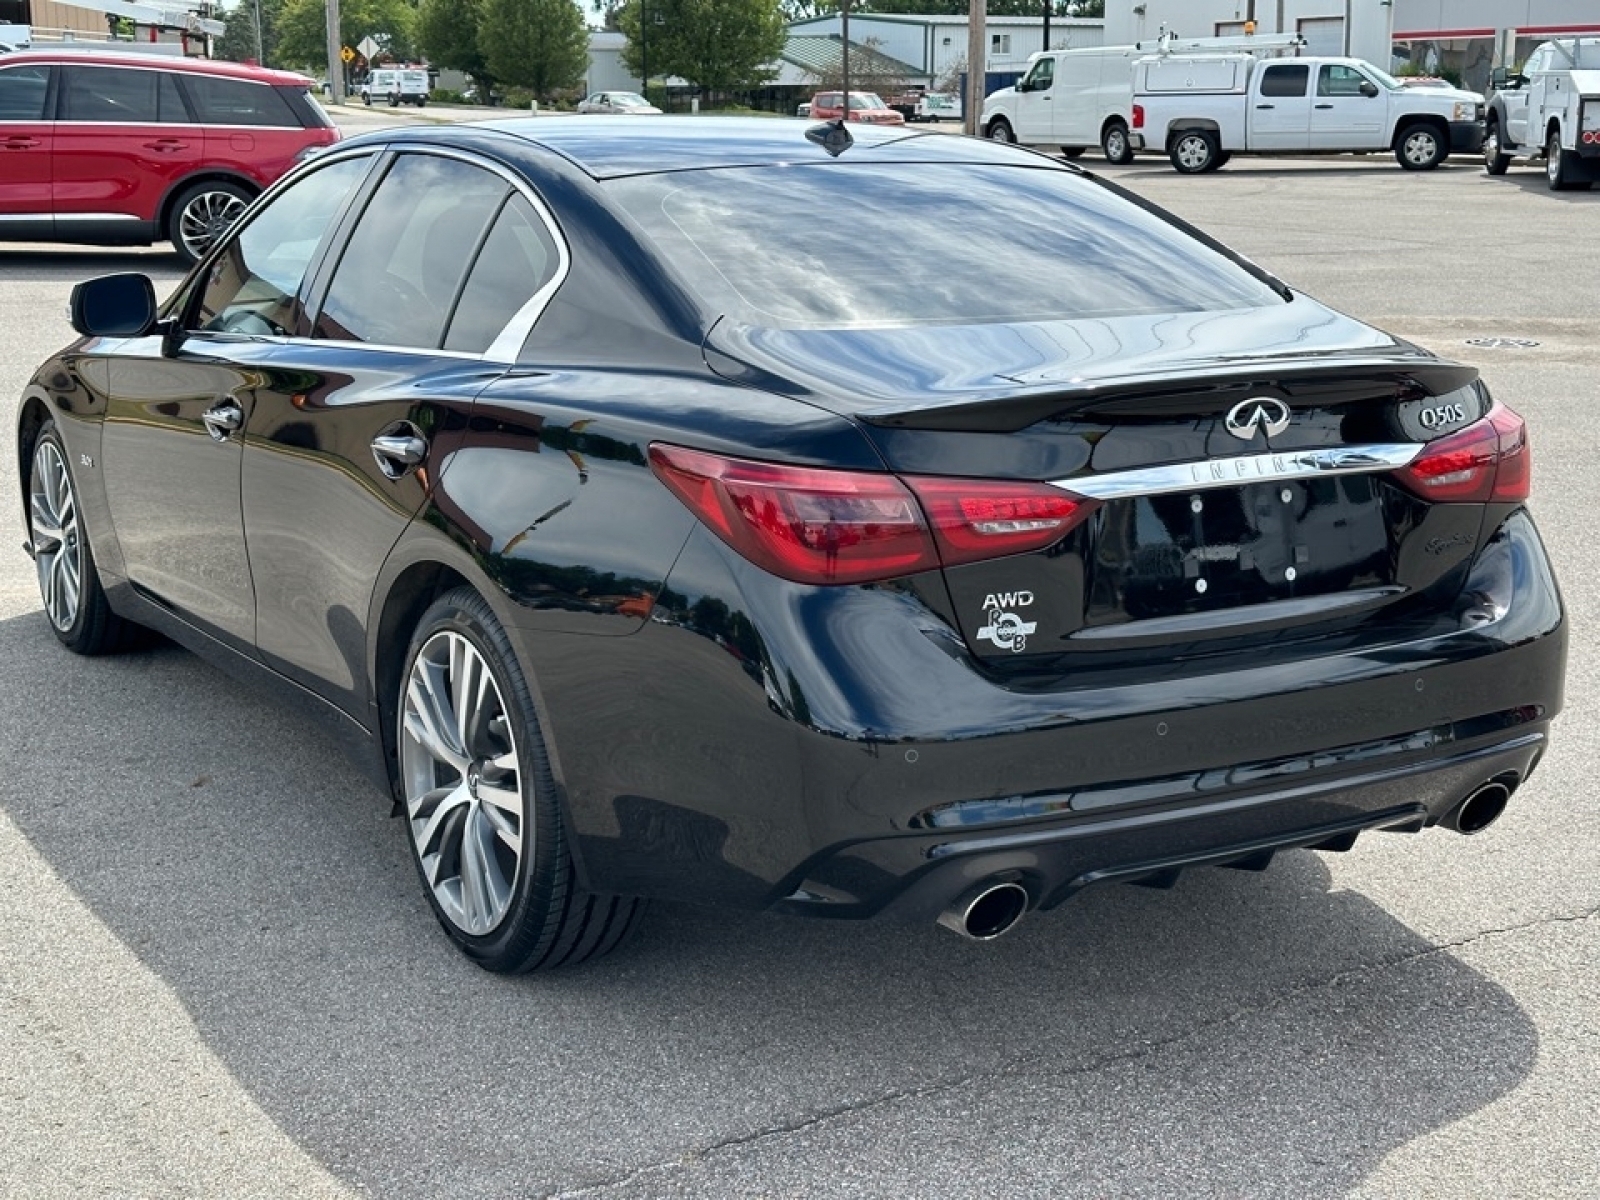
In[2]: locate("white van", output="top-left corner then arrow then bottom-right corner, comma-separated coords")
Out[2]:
981,46 -> 1144,162
361,67 -> 430,108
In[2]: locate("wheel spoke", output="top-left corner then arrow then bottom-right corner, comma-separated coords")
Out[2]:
458,807 -> 511,933
410,782 -> 469,853
404,659 -> 469,773
30,440 -> 81,631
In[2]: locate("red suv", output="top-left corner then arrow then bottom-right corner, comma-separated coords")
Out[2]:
0,49 -> 339,263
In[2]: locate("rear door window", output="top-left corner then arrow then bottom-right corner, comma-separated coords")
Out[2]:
0,64 -> 51,120
60,65 -> 167,123
181,75 -> 299,126
1259,64 -> 1310,98
443,195 -> 562,353
314,154 -> 510,349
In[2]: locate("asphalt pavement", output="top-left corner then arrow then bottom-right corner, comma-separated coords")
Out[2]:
0,133 -> 1595,1199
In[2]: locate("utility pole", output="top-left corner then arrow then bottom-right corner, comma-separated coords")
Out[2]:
841,0 -> 850,114
965,0 -> 985,136
253,0 -> 263,64
325,0 -> 344,104
1042,0 -> 1050,56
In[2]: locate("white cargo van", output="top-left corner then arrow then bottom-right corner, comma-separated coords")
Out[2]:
981,45 -> 1145,162
360,67 -> 430,108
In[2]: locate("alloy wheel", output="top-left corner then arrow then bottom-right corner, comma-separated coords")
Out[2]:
30,439 -> 82,632
400,630 -> 525,936
1403,131 -> 1439,166
176,189 -> 249,261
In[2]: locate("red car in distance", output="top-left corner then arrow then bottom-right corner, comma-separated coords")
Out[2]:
0,48 -> 339,263
808,90 -> 906,125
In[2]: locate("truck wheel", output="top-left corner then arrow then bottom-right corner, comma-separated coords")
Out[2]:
1395,123 -> 1446,170
1483,121 -> 1511,175
1169,130 -> 1219,174
1102,121 -> 1134,165
986,118 -> 1015,143
1545,130 -> 1591,190
363,92 -> 372,107
416,96 -> 427,108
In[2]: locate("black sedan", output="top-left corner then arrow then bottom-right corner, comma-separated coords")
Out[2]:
16,118 -> 1565,972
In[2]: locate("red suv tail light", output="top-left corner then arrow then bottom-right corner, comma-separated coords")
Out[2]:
649,445 -> 1098,585
1395,402 -> 1531,504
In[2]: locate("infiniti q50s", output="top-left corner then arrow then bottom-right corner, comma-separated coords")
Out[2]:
16,118 -> 1566,972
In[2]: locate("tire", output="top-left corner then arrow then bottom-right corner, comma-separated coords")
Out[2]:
397,587 -> 644,972
1212,150 -> 1232,170
1483,120 -> 1511,175
416,96 -> 427,108
1101,120 -> 1134,165
1060,146 -> 1085,159
27,422 -> 127,655
1545,130 -> 1591,190
1395,122 -> 1446,170
167,179 -> 253,265
986,118 -> 1015,143
1169,129 -> 1219,174
363,92 -> 372,107
388,93 -> 399,107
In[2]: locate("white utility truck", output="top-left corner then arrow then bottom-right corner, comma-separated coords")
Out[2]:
981,32 -> 1304,164
1131,51 -> 1484,173
1483,36 -> 1600,190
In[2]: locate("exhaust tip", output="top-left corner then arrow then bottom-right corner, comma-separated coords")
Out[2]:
937,881 -> 1030,941
1445,780 -> 1513,835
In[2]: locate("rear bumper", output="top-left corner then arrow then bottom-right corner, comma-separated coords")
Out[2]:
538,511 -> 1564,916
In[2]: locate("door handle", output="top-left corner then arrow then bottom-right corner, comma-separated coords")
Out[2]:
1256,104 -> 1276,109
1315,103 -> 1334,109
371,432 -> 429,478
2,136 -> 39,149
144,139 -> 188,152
202,400 -> 244,441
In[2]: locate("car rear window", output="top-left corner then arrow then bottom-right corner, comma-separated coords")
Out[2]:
182,74 -> 299,127
607,163 -> 1283,328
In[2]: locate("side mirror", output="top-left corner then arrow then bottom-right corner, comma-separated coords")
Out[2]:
1359,80 -> 1379,98
1489,67 -> 1508,89
69,273 -> 157,338
1016,78 -> 1032,93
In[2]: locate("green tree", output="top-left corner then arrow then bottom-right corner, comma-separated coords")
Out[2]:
216,0 -> 288,65
417,0 -> 494,93
479,0 -> 590,98
275,0 -> 420,71
618,0 -> 786,93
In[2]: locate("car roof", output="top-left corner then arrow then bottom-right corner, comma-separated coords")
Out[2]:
464,115 -> 1052,180
0,48 -> 311,86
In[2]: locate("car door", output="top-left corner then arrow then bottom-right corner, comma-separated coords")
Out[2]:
238,150 -> 542,713
52,63 -> 197,231
1519,47 -> 1550,147
0,62 -> 54,241
1016,56 -> 1055,142
97,151 -> 376,651
1310,63 -> 1385,149
1249,62 -> 1313,149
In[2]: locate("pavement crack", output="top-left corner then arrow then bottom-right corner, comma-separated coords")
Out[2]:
544,904 -> 1598,1198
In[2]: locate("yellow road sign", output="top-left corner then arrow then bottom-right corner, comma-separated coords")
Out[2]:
340,45 -> 355,63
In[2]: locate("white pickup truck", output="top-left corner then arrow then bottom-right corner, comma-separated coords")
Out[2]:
1131,52 -> 1484,173
1483,37 -> 1600,190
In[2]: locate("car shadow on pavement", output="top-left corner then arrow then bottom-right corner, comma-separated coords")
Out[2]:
0,247 -> 187,284
0,611 -> 1538,1199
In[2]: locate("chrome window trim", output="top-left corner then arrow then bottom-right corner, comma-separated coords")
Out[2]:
1055,443 -> 1423,500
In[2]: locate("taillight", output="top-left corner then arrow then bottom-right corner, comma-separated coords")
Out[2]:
649,445 -> 1097,585
1396,402 -> 1531,503
1132,104 -> 1145,129
901,476 -> 1098,568
649,445 -> 939,584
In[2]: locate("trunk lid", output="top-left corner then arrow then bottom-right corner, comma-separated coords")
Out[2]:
705,306 -> 1497,665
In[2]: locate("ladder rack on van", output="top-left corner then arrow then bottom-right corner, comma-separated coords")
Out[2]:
1136,29 -> 1306,57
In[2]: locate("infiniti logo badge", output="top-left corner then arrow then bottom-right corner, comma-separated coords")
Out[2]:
1224,397 -> 1292,441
